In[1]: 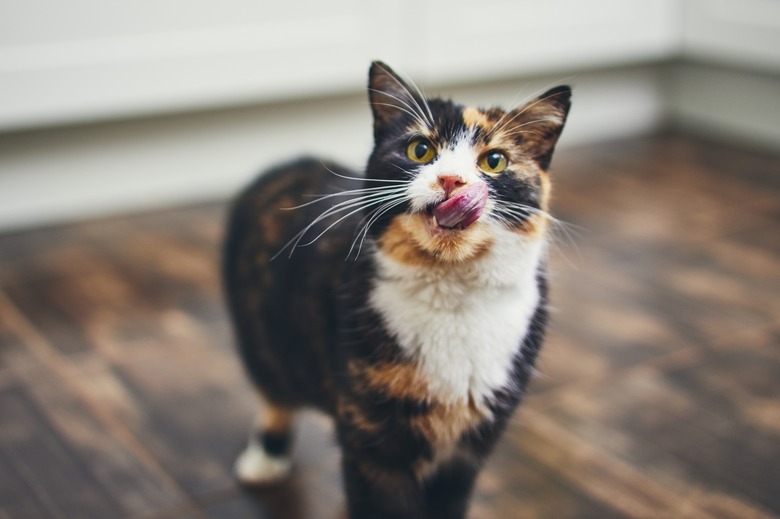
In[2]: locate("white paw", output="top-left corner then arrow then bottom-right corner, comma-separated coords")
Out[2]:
234,442 -> 292,485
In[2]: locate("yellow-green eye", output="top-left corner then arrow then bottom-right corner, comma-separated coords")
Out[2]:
479,151 -> 508,174
406,139 -> 436,163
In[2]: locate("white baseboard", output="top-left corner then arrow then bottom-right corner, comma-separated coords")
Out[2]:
0,66 -> 666,231
667,63 -> 780,151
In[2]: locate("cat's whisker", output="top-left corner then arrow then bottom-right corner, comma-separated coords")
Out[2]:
492,203 -> 584,265
390,163 -> 418,178
272,191 -> 408,260
285,185 -> 408,210
322,165 -> 410,184
352,195 -> 400,231
297,194 -> 406,249
504,204 -> 585,234
300,189 -> 406,226
491,203 -> 565,234
495,201 -> 585,234
349,198 -> 407,259
357,197 -> 406,236
271,188 -> 406,260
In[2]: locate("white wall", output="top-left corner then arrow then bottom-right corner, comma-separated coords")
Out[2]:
0,0 -> 678,131
682,0 -> 780,70
666,0 -> 780,148
0,0 -> 777,231
668,63 -> 780,150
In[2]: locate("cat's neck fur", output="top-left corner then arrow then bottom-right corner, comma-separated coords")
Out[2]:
368,223 -> 547,407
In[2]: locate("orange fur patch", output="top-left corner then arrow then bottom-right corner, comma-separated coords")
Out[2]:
462,107 -> 490,131
349,360 -> 487,443
257,398 -> 294,434
539,171 -> 551,212
414,398 -> 485,446
379,214 -> 494,265
337,399 -> 382,434
515,213 -> 549,239
348,359 -> 488,480
412,398 -> 487,479
355,360 -> 429,399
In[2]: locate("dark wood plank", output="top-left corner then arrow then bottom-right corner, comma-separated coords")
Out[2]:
0,381 -> 181,519
0,293 -> 191,519
540,340 -> 780,517
205,464 -> 346,519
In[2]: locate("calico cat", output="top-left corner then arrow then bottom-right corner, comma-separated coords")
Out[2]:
223,61 -> 571,518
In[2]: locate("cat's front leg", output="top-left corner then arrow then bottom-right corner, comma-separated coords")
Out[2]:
422,457 -> 480,519
336,396 -> 432,518
341,453 -> 426,519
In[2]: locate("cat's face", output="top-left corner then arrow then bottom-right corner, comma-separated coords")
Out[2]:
365,62 -> 571,265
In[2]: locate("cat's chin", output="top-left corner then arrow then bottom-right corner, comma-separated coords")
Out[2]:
379,213 -> 494,265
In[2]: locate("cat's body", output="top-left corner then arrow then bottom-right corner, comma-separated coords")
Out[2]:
223,62 -> 571,518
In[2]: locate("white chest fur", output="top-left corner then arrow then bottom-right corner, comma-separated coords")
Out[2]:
369,226 -> 545,406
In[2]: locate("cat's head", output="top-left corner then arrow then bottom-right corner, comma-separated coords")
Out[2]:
364,61 -> 570,265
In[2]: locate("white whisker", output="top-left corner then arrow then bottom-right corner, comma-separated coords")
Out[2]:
320,163 -> 409,184
271,183 -> 410,260
491,201 -> 585,266
348,197 -> 408,259
284,185 -> 408,210
298,193 -> 406,248
389,163 -> 418,178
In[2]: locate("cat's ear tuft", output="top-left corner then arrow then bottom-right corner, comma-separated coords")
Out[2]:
509,85 -> 572,170
368,61 -> 420,135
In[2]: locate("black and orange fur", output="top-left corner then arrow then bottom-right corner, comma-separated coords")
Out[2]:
223,62 -> 571,518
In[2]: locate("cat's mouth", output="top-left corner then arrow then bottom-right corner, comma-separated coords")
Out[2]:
424,182 -> 488,231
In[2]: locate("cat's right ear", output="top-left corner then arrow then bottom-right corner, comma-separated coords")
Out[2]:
368,61 -> 420,136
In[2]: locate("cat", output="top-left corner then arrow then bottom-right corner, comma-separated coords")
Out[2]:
223,61 -> 571,519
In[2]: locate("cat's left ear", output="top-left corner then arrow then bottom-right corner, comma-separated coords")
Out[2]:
368,61 -> 423,137
509,86 -> 572,170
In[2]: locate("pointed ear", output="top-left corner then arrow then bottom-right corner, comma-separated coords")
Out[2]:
509,86 -> 571,170
368,61 -> 423,135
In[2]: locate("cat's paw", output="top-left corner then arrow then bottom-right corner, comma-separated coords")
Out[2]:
234,443 -> 292,485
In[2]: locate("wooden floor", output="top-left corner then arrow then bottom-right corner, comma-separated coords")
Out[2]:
0,135 -> 778,519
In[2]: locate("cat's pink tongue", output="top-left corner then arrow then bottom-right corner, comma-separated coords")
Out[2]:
432,182 -> 488,229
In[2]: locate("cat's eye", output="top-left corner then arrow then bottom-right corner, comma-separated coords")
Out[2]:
478,151 -> 508,174
406,139 -> 436,163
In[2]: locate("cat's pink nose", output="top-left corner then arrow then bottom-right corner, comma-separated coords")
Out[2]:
438,175 -> 466,198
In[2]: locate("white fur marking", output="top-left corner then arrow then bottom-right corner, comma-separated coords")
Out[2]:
370,224 -> 545,406
234,439 -> 292,485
